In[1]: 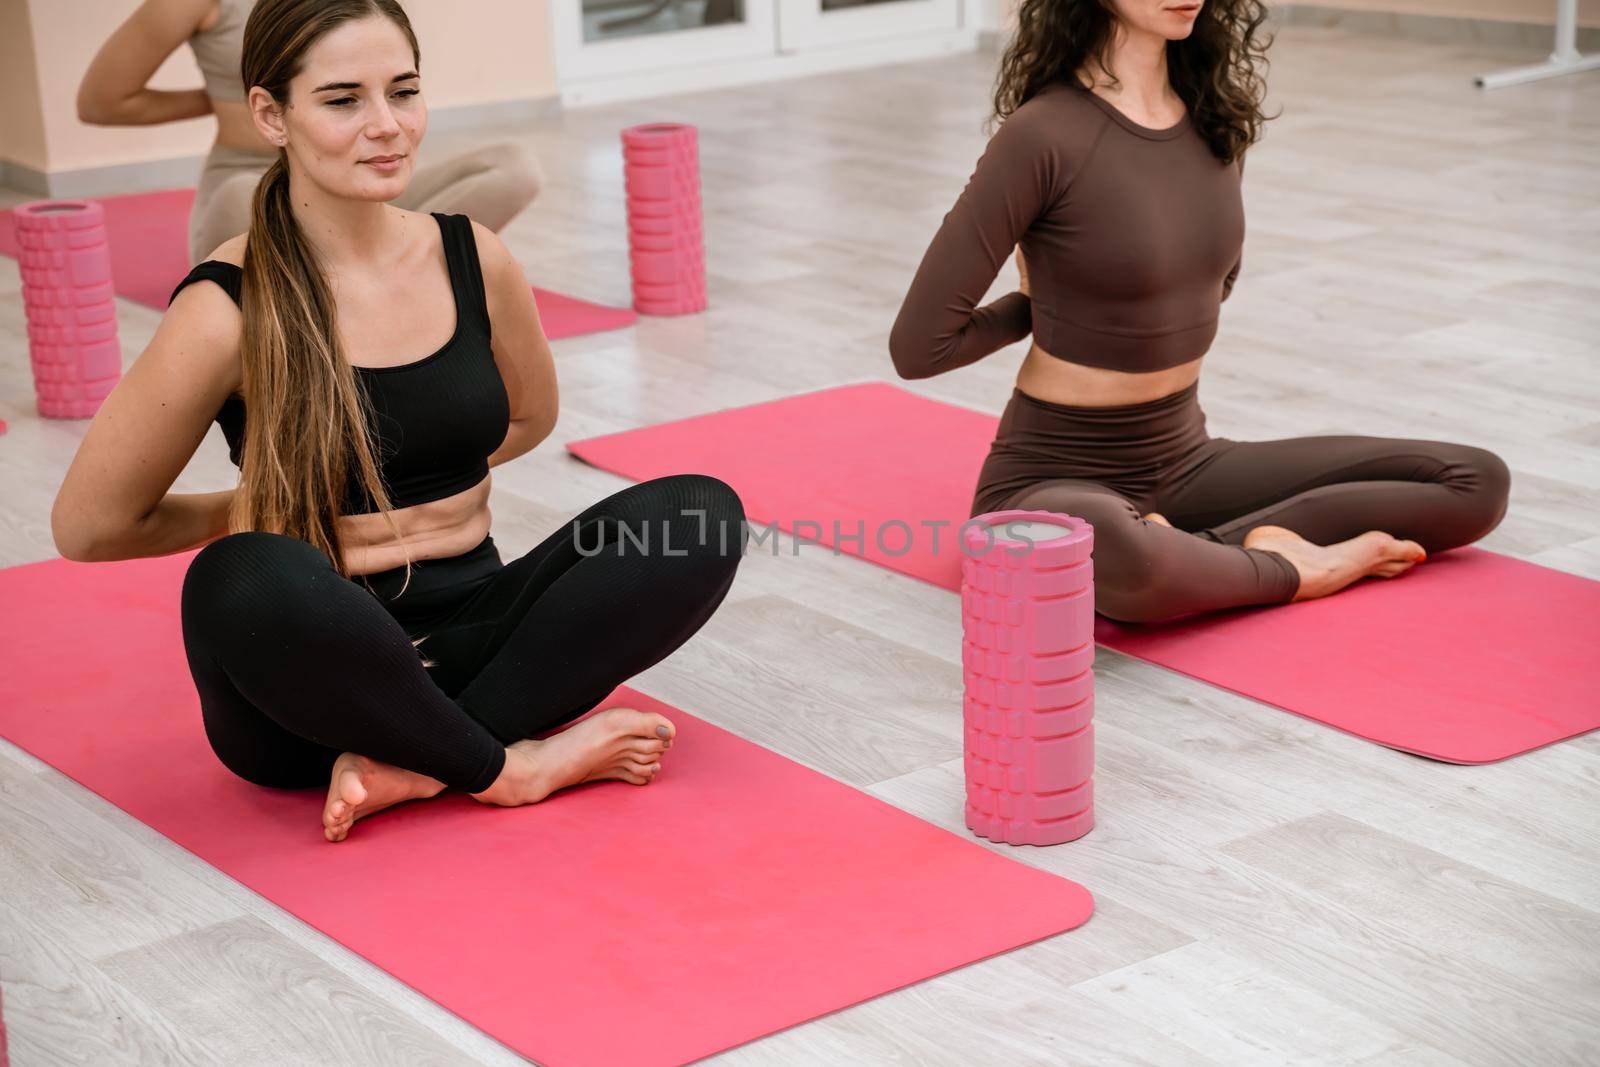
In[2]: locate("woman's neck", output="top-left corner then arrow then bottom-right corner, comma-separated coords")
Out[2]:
285,173 -> 404,269
1083,21 -> 1178,117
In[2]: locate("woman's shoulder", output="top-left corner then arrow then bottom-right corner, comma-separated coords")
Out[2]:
1003,81 -> 1110,140
983,81 -> 1110,179
170,234 -> 247,310
447,213 -> 517,294
394,206 -> 487,267
204,232 -> 248,267
415,207 -> 498,257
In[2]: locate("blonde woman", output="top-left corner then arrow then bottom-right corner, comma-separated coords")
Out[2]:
78,0 -> 542,265
54,0 -> 745,842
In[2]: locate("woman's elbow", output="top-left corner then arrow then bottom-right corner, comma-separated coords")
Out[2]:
887,324 -> 937,380
51,513 -> 97,563
51,497 -> 115,562
76,88 -> 114,126
533,408 -> 558,447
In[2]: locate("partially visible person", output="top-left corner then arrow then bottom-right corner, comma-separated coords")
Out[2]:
78,0 -> 542,264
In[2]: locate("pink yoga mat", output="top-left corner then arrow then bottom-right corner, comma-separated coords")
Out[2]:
0,189 -> 635,339
568,382 -> 1600,764
528,285 -> 639,341
0,551 -> 1092,1066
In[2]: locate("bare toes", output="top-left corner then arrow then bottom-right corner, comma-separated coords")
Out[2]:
602,708 -> 673,742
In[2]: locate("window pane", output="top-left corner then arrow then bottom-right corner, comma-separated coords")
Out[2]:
821,0 -> 913,9
582,0 -> 747,43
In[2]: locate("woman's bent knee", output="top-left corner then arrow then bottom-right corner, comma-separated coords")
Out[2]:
1095,572 -> 1180,625
1073,519 -> 1175,623
641,473 -> 746,547
182,532 -> 331,638
1467,446 -> 1511,536
466,141 -> 542,225
683,475 -> 747,574
185,531 -> 323,590
493,141 -> 543,205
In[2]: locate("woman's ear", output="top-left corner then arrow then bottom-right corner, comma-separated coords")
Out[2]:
248,85 -> 286,146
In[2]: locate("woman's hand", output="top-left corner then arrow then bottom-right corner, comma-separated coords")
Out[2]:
1015,247 -> 1031,297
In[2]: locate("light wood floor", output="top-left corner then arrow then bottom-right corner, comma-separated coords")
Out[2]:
3,21 -> 1599,1066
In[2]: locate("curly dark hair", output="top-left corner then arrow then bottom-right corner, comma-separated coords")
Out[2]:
993,0 -> 1274,163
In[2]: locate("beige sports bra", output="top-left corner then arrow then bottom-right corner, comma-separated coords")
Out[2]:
188,0 -> 252,103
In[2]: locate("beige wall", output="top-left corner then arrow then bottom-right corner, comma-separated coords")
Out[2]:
0,0 -> 49,173
1,0 -> 557,177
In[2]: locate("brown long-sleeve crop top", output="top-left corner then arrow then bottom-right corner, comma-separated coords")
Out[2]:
889,82 -> 1245,378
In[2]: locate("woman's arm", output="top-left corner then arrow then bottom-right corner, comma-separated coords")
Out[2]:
77,0 -> 217,127
472,221 -> 559,468
51,278 -> 244,562
888,107 -> 1066,380
1221,153 -> 1246,302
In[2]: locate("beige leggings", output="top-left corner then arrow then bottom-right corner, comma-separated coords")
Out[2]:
188,140 -> 543,265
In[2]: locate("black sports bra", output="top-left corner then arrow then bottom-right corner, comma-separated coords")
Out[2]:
170,212 -> 510,514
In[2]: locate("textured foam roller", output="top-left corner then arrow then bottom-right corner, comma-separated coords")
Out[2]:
13,200 -> 122,419
962,510 -> 1097,846
622,123 -> 707,315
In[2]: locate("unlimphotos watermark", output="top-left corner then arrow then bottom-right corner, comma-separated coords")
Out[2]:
570,511 -> 1069,559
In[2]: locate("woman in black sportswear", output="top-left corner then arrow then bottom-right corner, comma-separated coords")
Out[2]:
51,0 -> 744,842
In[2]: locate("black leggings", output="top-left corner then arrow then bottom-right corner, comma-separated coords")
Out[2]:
180,475 -> 746,794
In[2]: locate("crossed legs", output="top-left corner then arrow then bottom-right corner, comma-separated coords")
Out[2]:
1012,434 -> 1510,623
180,474 -> 746,836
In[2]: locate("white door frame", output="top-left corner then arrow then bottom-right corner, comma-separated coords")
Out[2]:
777,0 -> 964,52
551,1 -> 780,82
551,0 -> 983,106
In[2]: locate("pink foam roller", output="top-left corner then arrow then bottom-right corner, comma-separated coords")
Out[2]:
630,230 -> 686,253
961,510 -> 1096,846
628,203 -> 701,229
14,200 -> 122,419
622,124 -> 706,316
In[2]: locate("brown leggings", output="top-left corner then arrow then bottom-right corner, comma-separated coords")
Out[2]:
972,381 -> 1511,624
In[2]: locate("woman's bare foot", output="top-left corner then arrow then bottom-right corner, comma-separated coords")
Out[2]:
1142,512 -> 1172,527
472,707 -> 675,808
323,752 -> 447,843
1244,524 -> 1427,602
